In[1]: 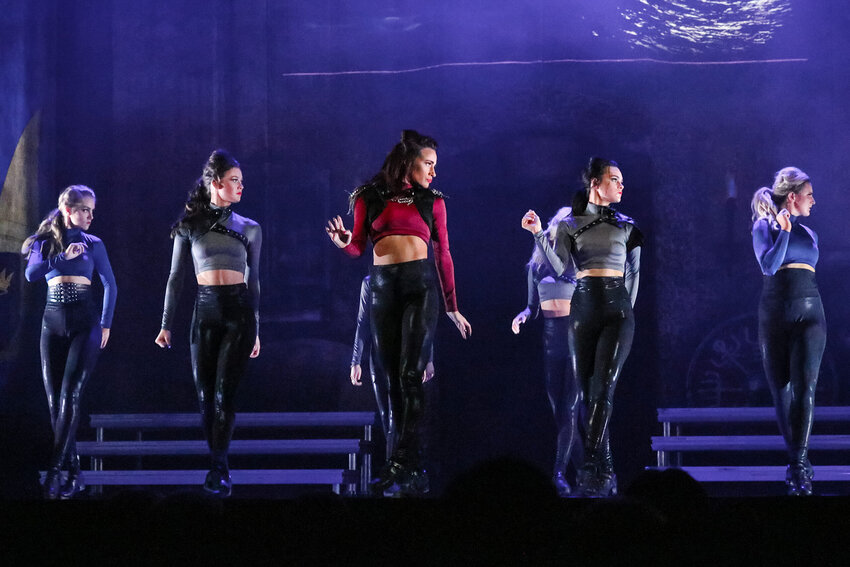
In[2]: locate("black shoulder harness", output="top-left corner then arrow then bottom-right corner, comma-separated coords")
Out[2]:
208,223 -> 250,251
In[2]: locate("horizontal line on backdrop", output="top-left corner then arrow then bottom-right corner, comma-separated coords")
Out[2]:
282,57 -> 808,77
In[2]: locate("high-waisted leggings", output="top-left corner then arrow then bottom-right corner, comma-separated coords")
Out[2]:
568,277 -> 634,471
758,269 -> 826,466
369,259 -> 439,469
542,316 -> 583,476
190,284 -> 256,468
40,285 -> 101,473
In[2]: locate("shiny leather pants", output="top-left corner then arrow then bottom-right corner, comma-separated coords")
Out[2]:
569,277 -> 634,474
368,351 -> 394,459
40,289 -> 101,474
759,270 -> 826,469
191,284 -> 256,469
369,259 -> 439,469
542,316 -> 583,476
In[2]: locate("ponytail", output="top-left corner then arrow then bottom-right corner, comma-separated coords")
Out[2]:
22,185 -> 96,258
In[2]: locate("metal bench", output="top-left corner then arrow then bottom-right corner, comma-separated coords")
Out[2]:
651,407 -> 850,482
75,411 -> 376,494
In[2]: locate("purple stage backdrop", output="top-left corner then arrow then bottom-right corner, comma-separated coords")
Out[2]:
2,0 -> 850,494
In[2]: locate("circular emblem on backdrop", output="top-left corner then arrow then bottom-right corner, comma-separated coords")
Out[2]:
686,313 -> 836,407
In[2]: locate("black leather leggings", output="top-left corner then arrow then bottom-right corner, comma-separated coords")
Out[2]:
568,277 -> 634,472
542,316 -> 583,476
759,269 -> 826,467
369,259 -> 439,469
190,284 -> 256,469
368,350 -> 393,458
40,284 -> 101,473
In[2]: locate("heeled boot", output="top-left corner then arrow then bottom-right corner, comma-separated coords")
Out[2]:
399,467 -> 430,497
786,448 -> 813,496
60,455 -> 86,499
42,467 -> 61,500
577,456 -> 617,498
370,459 -> 407,495
598,437 -> 618,497
204,456 -> 232,497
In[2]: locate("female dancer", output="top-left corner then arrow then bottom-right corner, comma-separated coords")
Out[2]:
23,185 -> 117,499
751,167 -> 824,496
327,130 -> 471,495
511,206 -> 582,496
155,149 -> 261,497
522,157 -> 641,497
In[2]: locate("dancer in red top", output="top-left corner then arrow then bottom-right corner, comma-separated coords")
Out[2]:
327,130 -> 470,495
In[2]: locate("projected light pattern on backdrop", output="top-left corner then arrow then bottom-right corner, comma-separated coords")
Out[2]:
619,0 -> 792,53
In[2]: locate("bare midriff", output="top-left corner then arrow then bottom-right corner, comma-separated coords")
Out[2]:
541,298 -> 571,318
373,235 -> 428,266
197,269 -> 245,285
778,263 -> 815,273
48,275 -> 91,286
577,268 -> 624,278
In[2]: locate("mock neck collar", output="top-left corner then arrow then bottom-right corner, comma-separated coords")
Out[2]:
209,203 -> 232,218
586,202 -> 615,216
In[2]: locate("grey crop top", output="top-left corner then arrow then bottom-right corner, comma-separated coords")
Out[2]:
526,263 -> 576,319
161,205 -> 262,331
534,203 -> 642,306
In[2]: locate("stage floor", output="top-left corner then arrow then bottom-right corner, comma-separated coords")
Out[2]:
4,494 -> 850,566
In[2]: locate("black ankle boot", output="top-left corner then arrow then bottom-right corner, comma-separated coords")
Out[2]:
42,468 -> 61,500
577,463 -> 617,498
399,467 -> 430,497
370,459 -> 406,495
204,466 -> 232,497
60,471 -> 86,499
786,463 -> 812,496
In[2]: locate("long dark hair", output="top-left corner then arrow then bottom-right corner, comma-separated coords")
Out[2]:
171,148 -> 240,237
349,130 -> 438,210
572,157 -> 619,214
21,185 -> 96,258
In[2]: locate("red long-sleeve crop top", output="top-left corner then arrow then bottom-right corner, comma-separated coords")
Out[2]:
343,194 -> 457,312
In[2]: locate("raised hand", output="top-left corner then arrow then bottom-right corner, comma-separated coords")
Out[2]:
777,209 -> 792,232
64,242 -> 87,260
521,210 -> 542,234
325,215 -> 352,248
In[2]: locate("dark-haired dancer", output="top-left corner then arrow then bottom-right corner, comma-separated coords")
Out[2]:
751,167 -> 824,496
23,185 -> 116,499
512,207 -> 582,496
327,130 -> 471,496
155,149 -> 261,497
522,158 -> 641,497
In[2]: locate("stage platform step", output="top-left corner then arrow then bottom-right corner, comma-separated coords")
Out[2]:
76,439 -> 364,456
39,468 -> 359,486
81,411 -> 377,494
652,434 -> 850,452
651,465 -> 850,482
657,406 -> 850,424
88,411 -> 377,430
